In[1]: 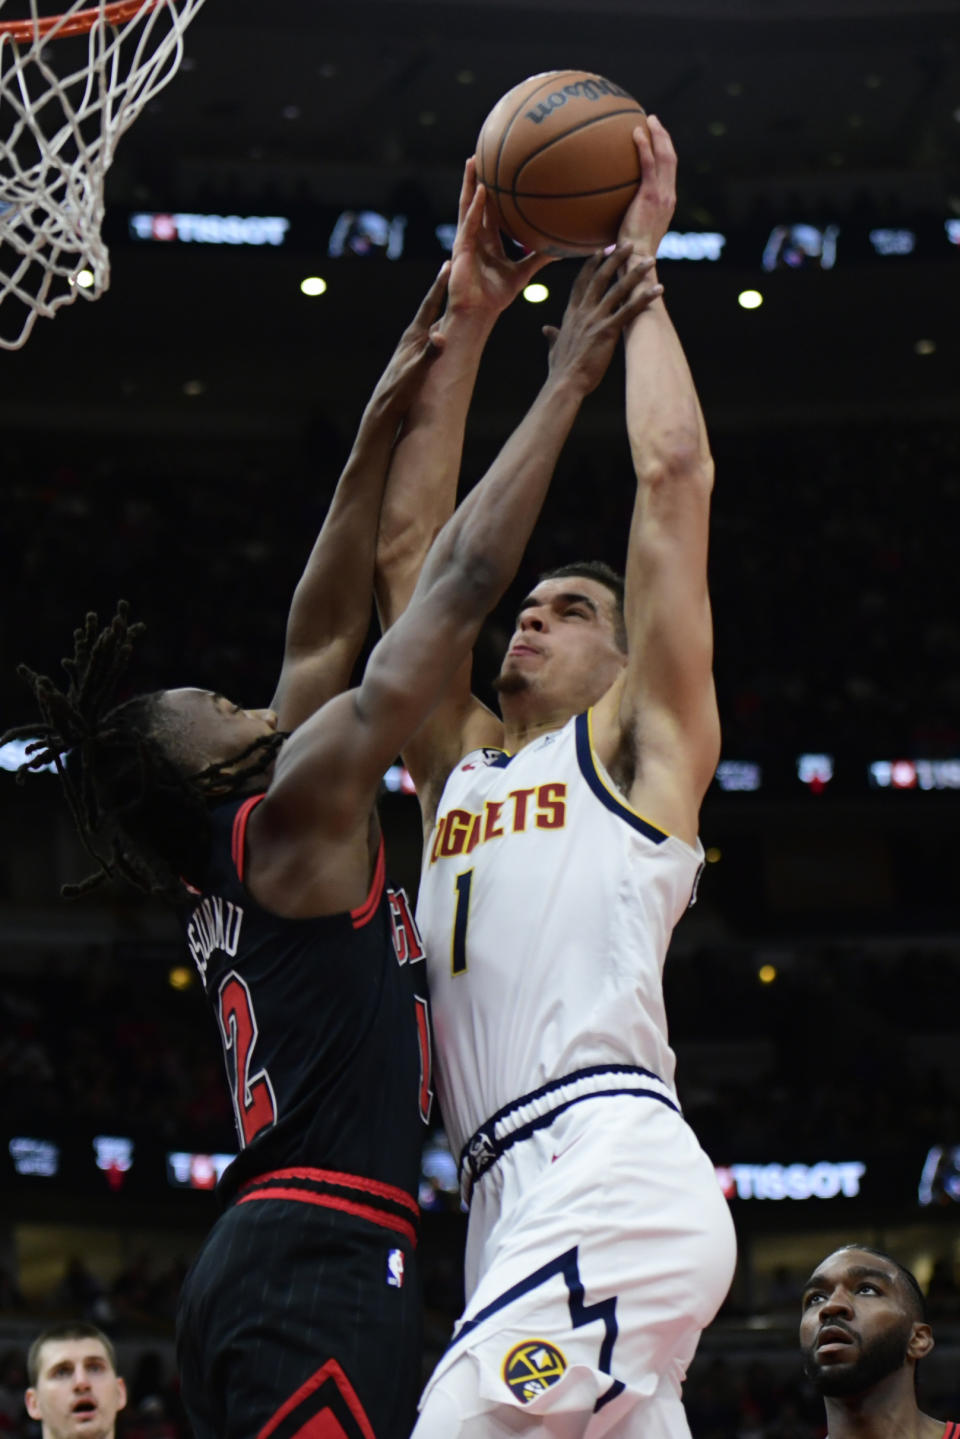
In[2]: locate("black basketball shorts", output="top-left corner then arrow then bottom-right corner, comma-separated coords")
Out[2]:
176,1168 -> 423,1439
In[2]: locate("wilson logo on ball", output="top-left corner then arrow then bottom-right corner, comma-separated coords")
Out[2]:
524,77 -> 634,125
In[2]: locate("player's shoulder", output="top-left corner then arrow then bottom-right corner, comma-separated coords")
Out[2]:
460,700 -> 504,758
456,744 -> 512,773
420,703 -> 505,827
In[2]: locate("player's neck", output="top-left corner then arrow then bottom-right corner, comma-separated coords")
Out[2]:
824,1392 -> 945,1439
502,708 -> 573,755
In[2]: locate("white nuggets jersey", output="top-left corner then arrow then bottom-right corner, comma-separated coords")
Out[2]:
416,708 -> 705,1164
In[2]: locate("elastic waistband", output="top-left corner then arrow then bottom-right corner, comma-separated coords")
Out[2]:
458,1064 -> 680,1207
236,1165 -> 420,1248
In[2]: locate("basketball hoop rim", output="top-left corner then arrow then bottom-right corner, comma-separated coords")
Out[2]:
0,0 -> 163,42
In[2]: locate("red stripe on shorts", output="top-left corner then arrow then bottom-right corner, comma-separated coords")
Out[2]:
237,1185 -> 417,1247
256,1357 -> 376,1439
248,1165 -> 419,1215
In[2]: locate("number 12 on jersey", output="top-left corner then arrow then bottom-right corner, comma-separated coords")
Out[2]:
218,971 -> 278,1148
452,869 -> 473,975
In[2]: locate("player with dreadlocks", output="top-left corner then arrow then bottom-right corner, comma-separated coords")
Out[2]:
4,165 -> 663,1439
4,270 -> 455,1439
5,602 -> 285,898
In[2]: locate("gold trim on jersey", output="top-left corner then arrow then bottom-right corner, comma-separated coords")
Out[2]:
580,708 -> 671,844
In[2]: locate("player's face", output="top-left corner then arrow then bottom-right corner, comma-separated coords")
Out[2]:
159,688 -> 280,773
496,577 -> 626,716
25,1339 -> 126,1439
799,1249 -> 922,1397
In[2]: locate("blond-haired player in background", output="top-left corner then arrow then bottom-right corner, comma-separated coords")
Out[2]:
25,1324 -> 126,1439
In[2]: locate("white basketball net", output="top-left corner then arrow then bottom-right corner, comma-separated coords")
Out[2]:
0,0 -> 206,349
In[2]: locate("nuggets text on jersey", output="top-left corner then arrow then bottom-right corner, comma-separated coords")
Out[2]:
429,782 -> 567,862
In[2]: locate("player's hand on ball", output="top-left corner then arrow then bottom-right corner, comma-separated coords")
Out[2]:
447,157 -> 554,319
372,261 -> 449,415
543,246 -> 662,395
617,115 -> 678,262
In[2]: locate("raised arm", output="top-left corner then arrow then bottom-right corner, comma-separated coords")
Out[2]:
373,162 -> 554,800
252,250 -> 664,915
376,159 -> 553,627
267,266 -> 448,733
599,117 -> 719,845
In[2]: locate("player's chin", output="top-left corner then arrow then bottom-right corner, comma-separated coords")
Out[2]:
803,1351 -> 860,1395
491,668 -> 531,697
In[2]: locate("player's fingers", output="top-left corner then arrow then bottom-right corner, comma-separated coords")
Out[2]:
605,254 -> 657,305
646,114 -> 678,185
462,182 -> 487,243
515,249 -> 555,282
480,193 -> 508,254
567,249 -> 605,306
457,157 -> 477,226
401,326 -> 446,390
593,259 -> 657,322
633,121 -> 656,184
413,261 -> 451,328
584,242 -> 637,303
616,281 -> 664,327
542,324 -> 560,351
571,246 -> 628,313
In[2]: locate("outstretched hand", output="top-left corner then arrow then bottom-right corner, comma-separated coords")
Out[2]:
446,157 -> 554,318
542,246 -> 663,396
617,114 -> 678,260
370,262 -> 450,416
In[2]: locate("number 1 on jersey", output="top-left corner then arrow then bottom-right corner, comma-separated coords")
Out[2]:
452,869 -> 473,975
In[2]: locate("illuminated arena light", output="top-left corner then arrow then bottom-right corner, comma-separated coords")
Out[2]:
129,212 -> 291,246
869,757 -> 960,790
716,1161 -> 866,1202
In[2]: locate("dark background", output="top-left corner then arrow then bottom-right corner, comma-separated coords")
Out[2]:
1,0 -> 959,1433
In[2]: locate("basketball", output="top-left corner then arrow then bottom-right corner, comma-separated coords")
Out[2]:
475,71 -> 647,256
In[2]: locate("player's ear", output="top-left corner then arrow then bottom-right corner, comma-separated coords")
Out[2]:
907,1322 -> 934,1361
24,1389 -> 42,1421
116,1375 -> 128,1412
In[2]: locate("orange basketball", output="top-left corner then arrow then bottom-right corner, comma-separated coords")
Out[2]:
475,71 -> 646,256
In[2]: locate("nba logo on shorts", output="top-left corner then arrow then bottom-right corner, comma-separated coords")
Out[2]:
386,1248 -> 405,1289
502,1339 -> 567,1403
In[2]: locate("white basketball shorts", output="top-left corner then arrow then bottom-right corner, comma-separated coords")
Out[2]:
414,1089 -> 736,1438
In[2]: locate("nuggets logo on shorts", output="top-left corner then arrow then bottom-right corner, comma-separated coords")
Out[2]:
502,1339 -> 567,1403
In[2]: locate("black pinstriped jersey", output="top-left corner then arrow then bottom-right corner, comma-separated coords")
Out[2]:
180,793 -> 432,1206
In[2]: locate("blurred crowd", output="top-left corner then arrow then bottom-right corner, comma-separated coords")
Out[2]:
0,959 -> 231,1145
1,413 -> 959,1435
3,940 -> 959,1158
2,418 -> 959,759
666,942 -> 960,1154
